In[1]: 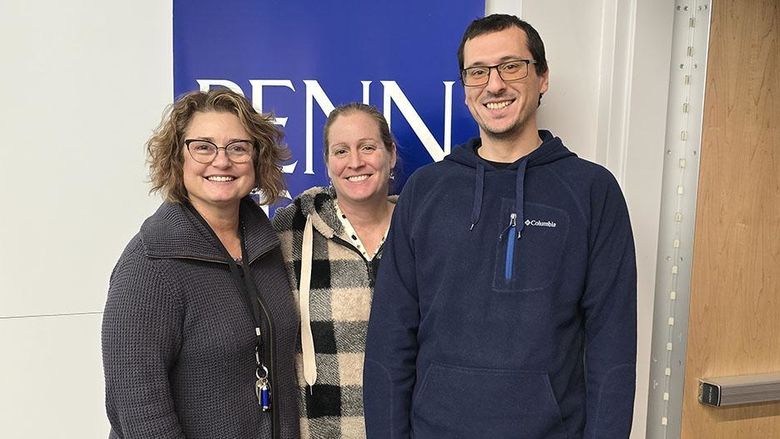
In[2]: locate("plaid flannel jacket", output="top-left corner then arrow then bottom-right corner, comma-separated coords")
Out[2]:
272,186 -> 397,438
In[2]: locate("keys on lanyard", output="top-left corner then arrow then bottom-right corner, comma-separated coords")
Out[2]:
255,347 -> 271,412
256,375 -> 271,411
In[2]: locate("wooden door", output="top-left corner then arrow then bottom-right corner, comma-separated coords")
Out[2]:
680,0 -> 780,437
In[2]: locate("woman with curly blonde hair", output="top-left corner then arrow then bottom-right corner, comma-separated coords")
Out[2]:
102,89 -> 299,439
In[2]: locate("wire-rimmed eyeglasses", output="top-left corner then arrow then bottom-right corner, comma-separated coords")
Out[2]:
461,59 -> 537,87
185,139 -> 255,164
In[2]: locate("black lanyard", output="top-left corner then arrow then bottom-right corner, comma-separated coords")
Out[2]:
226,233 -> 265,362
185,203 -> 272,411
226,235 -> 272,410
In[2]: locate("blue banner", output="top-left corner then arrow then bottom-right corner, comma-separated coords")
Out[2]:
174,0 -> 482,207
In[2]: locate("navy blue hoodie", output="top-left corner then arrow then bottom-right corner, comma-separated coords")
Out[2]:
364,131 -> 636,438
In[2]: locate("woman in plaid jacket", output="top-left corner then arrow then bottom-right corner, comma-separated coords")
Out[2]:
272,103 -> 398,438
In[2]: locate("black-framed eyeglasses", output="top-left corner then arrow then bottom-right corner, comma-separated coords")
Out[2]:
184,139 -> 255,164
461,59 -> 537,87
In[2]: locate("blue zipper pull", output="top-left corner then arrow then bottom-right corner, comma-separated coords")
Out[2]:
505,213 -> 517,280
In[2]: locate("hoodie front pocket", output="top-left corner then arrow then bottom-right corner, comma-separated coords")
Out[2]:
493,199 -> 569,292
412,362 -> 568,439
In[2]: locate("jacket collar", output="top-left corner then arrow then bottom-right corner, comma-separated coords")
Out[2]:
295,186 -> 398,243
141,197 -> 280,264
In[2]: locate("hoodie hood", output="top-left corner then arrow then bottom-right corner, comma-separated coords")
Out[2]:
294,186 -> 344,241
291,185 -> 399,243
444,130 -> 576,234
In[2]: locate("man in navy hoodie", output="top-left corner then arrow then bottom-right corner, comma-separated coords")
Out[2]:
364,14 -> 637,439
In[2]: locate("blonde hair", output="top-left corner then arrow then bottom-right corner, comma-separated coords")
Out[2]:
322,102 -> 396,159
147,88 -> 290,205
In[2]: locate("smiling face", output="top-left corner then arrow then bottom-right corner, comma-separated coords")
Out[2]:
325,111 -> 397,207
182,111 -> 256,216
463,26 -> 549,143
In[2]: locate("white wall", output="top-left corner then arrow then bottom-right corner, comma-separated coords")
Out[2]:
0,0 -> 171,436
0,0 -> 670,436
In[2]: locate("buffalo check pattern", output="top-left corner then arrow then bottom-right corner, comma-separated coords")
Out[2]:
273,187 -> 394,438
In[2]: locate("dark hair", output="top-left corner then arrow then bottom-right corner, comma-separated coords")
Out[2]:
147,88 -> 290,205
322,102 -> 396,159
457,14 -> 548,76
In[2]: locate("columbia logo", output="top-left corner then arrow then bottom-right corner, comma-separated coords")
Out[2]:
525,219 -> 557,228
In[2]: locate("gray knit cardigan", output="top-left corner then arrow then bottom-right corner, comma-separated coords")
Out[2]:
272,186 -> 396,439
102,198 -> 300,439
